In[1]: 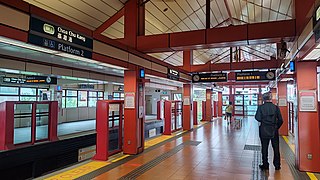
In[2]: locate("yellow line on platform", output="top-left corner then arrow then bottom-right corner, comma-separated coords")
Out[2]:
282,136 -> 318,180
44,161 -> 110,180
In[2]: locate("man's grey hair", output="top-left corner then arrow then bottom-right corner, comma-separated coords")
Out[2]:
262,92 -> 272,101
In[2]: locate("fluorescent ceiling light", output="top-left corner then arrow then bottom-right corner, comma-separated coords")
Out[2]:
0,36 -> 58,54
303,49 -> 320,60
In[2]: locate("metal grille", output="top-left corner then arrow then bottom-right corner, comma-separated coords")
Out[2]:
244,145 -> 262,151
118,141 -> 201,180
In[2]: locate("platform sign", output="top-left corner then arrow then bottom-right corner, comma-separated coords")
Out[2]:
299,90 -> 317,112
29,16 -> 93,49
167,69 -> 180,80
26,76 -> 57,85
28,16 -> 92,58
2,77 -> 26,84
192,73 -> 227,83
28,34 -> 92,58
235,71 -> 276,81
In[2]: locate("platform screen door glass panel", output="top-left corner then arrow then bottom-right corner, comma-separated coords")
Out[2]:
108,104 -> 121,152
35,103 -> 49,141
14,103 -> 33,144
234,95 -> 244,116
244,94 -> 258,116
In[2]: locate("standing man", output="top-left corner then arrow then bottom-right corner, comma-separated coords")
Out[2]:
255,92 -> 283,170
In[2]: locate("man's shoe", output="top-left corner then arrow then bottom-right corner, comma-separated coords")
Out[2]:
259,164 -> 269,170
275,166 -> 281,170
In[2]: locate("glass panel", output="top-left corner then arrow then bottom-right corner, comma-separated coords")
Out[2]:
62,90 -> 65,96
36,104 -> 49,140
0,96 -> 19,103
20,96 -> 37,101
66,97 -> 77,108
62,97 -> 66,108
113,92 -> 120,98
88,98 -> 97,107
14,103 -> 32,144
0,86 -> 19,95
20,87 -> 36,95
98,92 -> 103,97
89,91 -> 97,97
78,91 -> 88,107
38,89 -> 49,101
173,94 -> 182,100
120,93 -> 124,98
66,90 -> 77,96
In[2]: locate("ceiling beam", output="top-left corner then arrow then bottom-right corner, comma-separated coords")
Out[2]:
206,0 -> 210,29
94,8 -> 124,34
137,20 -> 296,53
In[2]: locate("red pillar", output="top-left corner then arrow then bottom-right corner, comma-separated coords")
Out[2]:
182,50 -> 192,71
193,101 -> 198,125
296,61 -> 320,172
217,92 -> 223,117
123,70 -> 145,155
124,0 -> 145,48
183,84 -> 193,130
205,89 -> 212,121
277,82 -> 288,136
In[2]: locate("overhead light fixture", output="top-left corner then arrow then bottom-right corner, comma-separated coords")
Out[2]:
0,36 -> 59,54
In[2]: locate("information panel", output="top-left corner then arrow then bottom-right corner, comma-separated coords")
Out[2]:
2,76 -> 57,85
235,71 -> 276,81
299,90 -> 317,112
192,73 -> 227,83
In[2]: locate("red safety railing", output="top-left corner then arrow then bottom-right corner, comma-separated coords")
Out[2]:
163,100 -> 183,135
0,101 -> 58,150
94,100 -> 124,161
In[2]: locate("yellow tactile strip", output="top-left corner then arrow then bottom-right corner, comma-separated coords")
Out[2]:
44,122 -> 208,180
282,136 -> 318,180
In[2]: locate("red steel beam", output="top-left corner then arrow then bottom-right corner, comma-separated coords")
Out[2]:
188,58 -> 281,73
137,20 -> 296,53
95,8 -> 124,34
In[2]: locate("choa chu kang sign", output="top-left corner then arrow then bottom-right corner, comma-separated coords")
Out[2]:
28,16 -> 92,58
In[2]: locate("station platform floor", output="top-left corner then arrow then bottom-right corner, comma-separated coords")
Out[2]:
38,117 -> 320,180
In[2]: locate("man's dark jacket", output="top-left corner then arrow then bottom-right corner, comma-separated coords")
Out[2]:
255,102 -> 283,138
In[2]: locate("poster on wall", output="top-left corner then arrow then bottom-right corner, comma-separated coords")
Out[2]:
299,90 -> 317,112
124,92 -> 135,108
278,97 -> 287,107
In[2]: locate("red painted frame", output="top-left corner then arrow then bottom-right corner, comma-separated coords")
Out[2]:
163,100 -> 183,135
0,101 -> 58,150
94,100 -> 124,161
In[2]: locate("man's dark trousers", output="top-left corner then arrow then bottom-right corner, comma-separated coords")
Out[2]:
260,132 -> 281,168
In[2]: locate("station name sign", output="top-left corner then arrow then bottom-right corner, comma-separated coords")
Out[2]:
192,73 -> 227,83
28,16 -> 92,58
2,76 -> 57,85
235,71 -> 276,81
167,69 -> 180,80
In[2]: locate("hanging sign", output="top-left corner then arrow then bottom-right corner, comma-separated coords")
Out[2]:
28,16 -> 92,58
299,90 -> 317,112
124,92 -> 135,108
2,77 -> 26,84
29,16 -> 93,49
167,69 -> 180,80
26,76 -> 57,84
28,34 -> 92,58
192,73 -> 227,83
235,71 -> 276,81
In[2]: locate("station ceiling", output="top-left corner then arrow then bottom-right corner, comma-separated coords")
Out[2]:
22,0 -> 293,67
